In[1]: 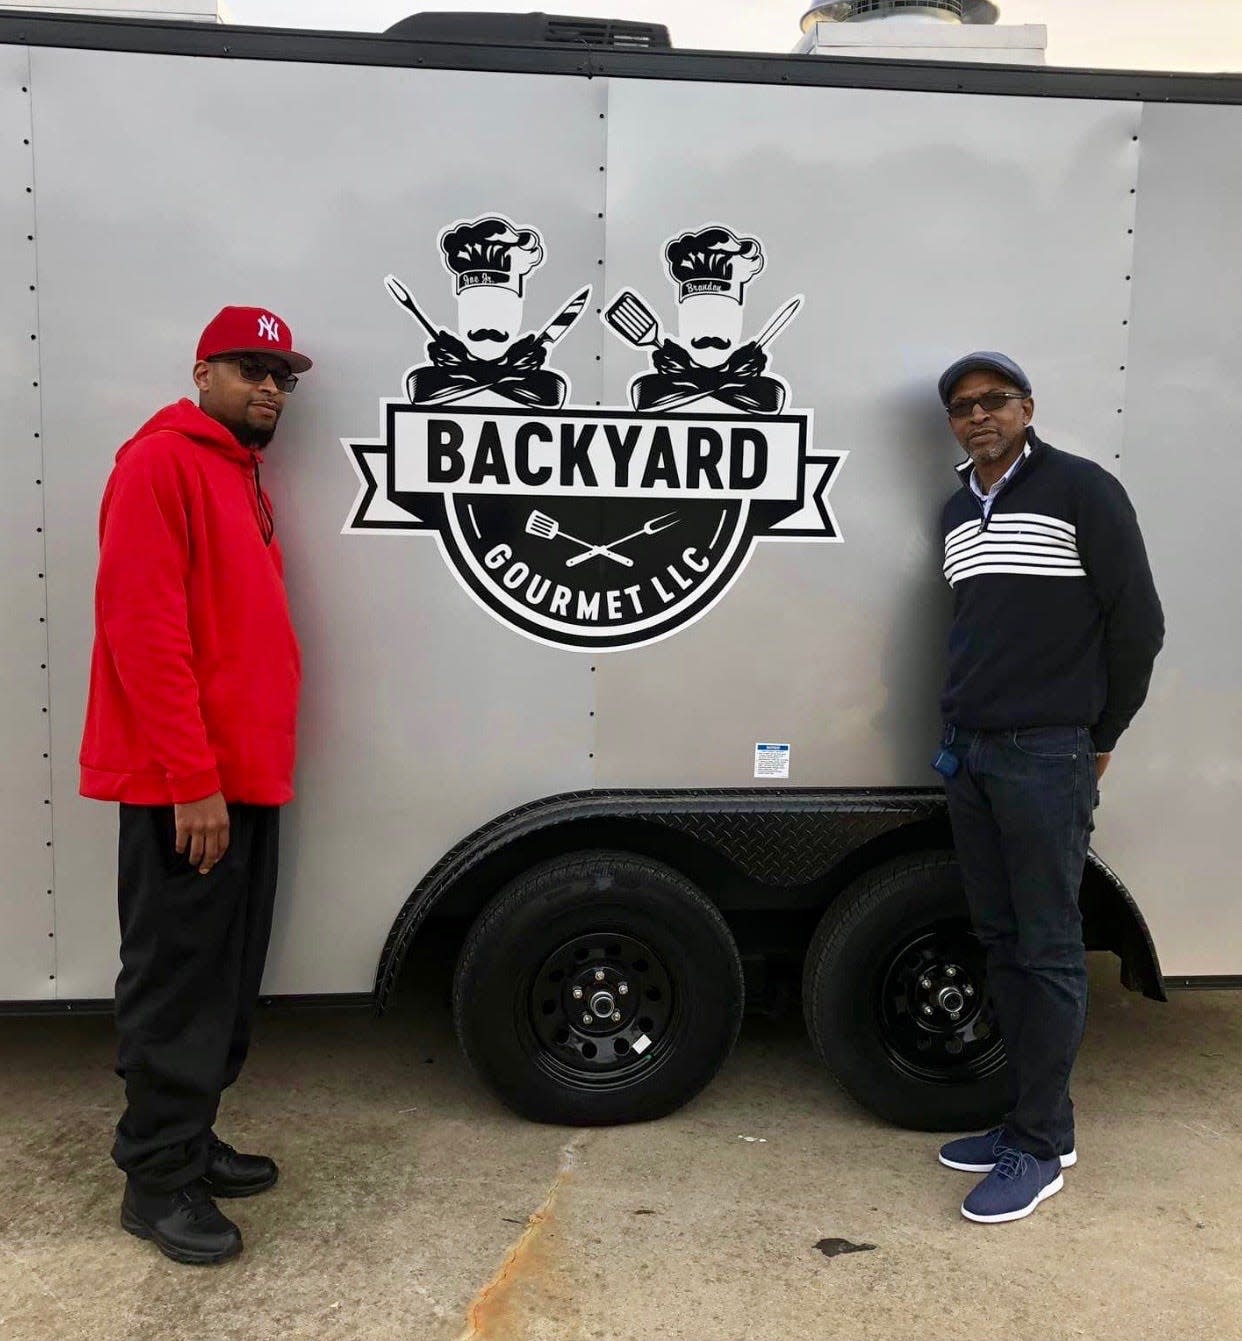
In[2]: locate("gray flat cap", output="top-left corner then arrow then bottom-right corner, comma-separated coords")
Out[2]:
938,351 -> 1032,406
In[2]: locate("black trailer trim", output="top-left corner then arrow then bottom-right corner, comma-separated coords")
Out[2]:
255,992 -> 373,1011
1163,975 -> 1242,992
0,992 -> 372,1016
0,997 -> 113,1016
4,11 -> 1242,105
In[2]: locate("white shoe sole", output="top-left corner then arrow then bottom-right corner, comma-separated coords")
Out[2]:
960,1171 -> 1064,1224
940,1149 -> 1077,1173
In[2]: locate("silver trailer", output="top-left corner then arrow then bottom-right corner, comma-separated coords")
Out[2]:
2,7 -> 1239,1130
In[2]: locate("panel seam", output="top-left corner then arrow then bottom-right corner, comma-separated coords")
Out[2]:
1115,102 -> 1142,477
23,47 -> 57,992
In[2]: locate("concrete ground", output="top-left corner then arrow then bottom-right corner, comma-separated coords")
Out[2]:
1,950 -> 1239,1341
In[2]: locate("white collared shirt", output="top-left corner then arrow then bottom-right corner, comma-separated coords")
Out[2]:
969,440 -> 1031,518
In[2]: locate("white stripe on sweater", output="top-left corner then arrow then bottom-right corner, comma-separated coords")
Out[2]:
945,511 -> 1077,545
944,512 -> 1084,586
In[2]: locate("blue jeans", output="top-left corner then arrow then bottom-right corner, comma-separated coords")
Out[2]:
942,725 -> 1097,1161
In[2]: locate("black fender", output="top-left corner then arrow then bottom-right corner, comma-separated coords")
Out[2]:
372,788 -> 1167,1009
372,787 -> 945,1011
1082,848 -> 1166,1001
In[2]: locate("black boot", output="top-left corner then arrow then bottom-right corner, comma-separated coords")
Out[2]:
121,1180 -> 242,1265
202,1135 -> 279,1198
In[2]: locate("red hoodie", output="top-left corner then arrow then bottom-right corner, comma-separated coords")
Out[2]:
80,399 -> 301,806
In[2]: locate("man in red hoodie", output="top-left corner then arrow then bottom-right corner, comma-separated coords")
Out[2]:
79,307 -> 311,1266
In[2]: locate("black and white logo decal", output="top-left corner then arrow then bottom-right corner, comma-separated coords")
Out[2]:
344,217 -> 845,652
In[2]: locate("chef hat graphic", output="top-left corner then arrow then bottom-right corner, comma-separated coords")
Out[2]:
440,216 -> 545,296
665,226 -> 765,304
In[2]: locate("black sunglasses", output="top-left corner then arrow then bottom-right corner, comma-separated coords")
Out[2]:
946,390 -> 1026,420
210,355 -> 298,393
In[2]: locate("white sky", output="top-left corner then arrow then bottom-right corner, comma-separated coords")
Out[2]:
222,0 -> 1242,71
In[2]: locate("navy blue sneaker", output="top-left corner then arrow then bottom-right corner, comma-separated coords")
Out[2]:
939,1127 -> 1077,1173
960,1150 -> 1064,1224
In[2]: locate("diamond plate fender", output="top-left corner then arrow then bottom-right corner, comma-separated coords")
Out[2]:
373,788 -> 946,1011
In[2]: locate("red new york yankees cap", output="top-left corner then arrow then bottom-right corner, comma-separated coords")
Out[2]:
196,306 -> 313,373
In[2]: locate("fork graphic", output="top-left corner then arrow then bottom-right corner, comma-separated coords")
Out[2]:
564,512 -> 680,568
525,510 -> 633,567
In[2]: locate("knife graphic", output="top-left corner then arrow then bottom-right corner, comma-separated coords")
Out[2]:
538,286 -> 592,347
753,295 -> 803,350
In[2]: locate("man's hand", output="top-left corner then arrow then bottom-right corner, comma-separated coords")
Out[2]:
1096,751 -> 1112,781
175,791 -> 230,874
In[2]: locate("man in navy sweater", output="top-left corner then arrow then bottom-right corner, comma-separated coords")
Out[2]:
932,352 -> 1163,1224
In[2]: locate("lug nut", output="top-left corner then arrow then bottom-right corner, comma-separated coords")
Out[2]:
581,1013 -> 593,1025
618,982 -> 629,995
919,977 -> 932,990
964,985 -> 975,997
945,966 -> 958,978
948,1010 -> 961,1021
921,1004 -> 934,1017
571,987 -> 584,1000
594,969 -> 606,982
611,1011 -> 622,1022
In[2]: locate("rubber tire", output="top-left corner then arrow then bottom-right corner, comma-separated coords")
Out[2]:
453,850 -> 744,1125
802,852 -> 1009,1132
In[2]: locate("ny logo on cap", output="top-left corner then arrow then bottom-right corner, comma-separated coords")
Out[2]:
257,314 -> 282,342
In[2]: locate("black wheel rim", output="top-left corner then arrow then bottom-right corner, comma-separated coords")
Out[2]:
522,932 -> 680,1090
875,919 -> 1006,1084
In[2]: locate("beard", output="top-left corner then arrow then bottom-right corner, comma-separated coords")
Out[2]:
228,402 -> 280,449
967,427 -> 1023,466
233,422 -> 275,449
200,392 -> 280,449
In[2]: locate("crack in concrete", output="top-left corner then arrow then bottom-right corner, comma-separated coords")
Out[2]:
456,1135 -> 588,1341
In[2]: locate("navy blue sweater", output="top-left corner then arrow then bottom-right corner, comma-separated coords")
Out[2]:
941,432 -> 1164,752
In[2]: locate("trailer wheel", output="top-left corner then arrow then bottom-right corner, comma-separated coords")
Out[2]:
453,851 -> 744,1125
803,853 -> 1009,1132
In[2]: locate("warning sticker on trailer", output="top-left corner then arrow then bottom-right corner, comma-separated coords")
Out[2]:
754,743 -> 790,779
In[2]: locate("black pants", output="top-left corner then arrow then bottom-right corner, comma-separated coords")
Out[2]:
112,803 -> 280,1191
943,726 -> 1096,1161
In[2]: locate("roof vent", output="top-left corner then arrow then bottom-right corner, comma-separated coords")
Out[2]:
800,0 -> 999,25
385,12 -> 672,49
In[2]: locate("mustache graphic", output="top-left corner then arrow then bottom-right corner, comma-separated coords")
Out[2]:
467,328 -> 511,343
691,336 -> 733,351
